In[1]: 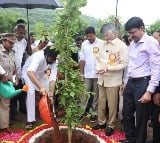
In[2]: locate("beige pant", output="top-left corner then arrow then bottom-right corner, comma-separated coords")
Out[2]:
0,97 -> 10,129
81,78 -> 98,113
98,85 -> 119,129
118,94 -> 123,120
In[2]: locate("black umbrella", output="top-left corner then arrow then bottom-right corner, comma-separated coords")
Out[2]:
0,0 -> 63,34
0,0 -> 62,9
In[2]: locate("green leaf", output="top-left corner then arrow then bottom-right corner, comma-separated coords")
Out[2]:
70,92 -> 75,97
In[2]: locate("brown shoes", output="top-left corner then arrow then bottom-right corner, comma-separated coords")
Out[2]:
92,124 -> 106,129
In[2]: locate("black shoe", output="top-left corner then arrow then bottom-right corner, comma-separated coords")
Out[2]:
106,127 -> 114,136
90,115 -> 97,122
93,124 -> 106,129
25,122 -> 33,130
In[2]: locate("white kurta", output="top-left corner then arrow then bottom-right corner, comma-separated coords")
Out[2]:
13,38 -> 27,78
22,50 -> 48,122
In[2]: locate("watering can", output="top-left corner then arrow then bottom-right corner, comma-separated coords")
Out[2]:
39,94 -> 61,143
0,81 -> 28,98
39,94 -> 53,126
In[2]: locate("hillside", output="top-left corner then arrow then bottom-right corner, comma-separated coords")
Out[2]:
0,8 -> 99,32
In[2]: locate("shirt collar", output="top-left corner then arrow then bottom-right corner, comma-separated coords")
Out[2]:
105,38 -> 117,45
87,37 -> 98,44
136,33 -> 147,43
1,44 -> 8,52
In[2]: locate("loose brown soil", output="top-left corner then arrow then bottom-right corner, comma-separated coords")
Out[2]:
33,128 -> 102,143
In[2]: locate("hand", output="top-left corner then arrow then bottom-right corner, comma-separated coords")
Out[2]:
15,78 -> 19,85
39,87 -> 47,96
49,96 -> 54,105
138,91 -> 152,103
12,75 -> 19,86
119,83 -> 126,96
1,75 -> 8,83
29,38 -> 33,45
96,69 -> 107,74
39,40 -> 48,50
153,93 -> 160,106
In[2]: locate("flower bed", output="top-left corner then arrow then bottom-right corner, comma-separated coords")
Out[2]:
0,124 -> 126,143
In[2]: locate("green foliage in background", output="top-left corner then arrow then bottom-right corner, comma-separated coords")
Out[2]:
0,10 -> 19,33
1,7 -> 160,40
34,22 -> 45,39
146,19 -> 160,35
96,15 -> 125,39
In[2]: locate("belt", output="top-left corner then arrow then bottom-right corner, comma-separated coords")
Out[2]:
129,76 -> 150,82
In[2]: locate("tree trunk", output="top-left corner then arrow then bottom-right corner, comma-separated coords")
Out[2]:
52,114 -> 62,143
68,124 -> 72,143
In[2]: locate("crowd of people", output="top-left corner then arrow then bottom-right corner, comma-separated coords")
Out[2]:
0,16 -> 160,143
0,19 -> 58,130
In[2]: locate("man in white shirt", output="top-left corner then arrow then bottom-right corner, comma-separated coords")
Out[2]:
10,24 -> 28,121
28,32 -> 36,50
79,26 -> 103,122
22,50 -> 48,129
13,25 -> 27,78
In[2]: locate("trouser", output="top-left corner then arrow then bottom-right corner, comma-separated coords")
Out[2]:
123,77 -> 151,143
23,76 -> 36,122
0,97 -> 10,129
98,85 -> 119,129
81,78 -> 98,113
152,104 -> 160,143
118,93 -> 123,120
10,79 -> 27,118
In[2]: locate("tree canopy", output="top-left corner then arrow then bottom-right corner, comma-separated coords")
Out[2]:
0,10 -> 19,33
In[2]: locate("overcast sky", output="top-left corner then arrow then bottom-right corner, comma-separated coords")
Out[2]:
80,0 -> 160,25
